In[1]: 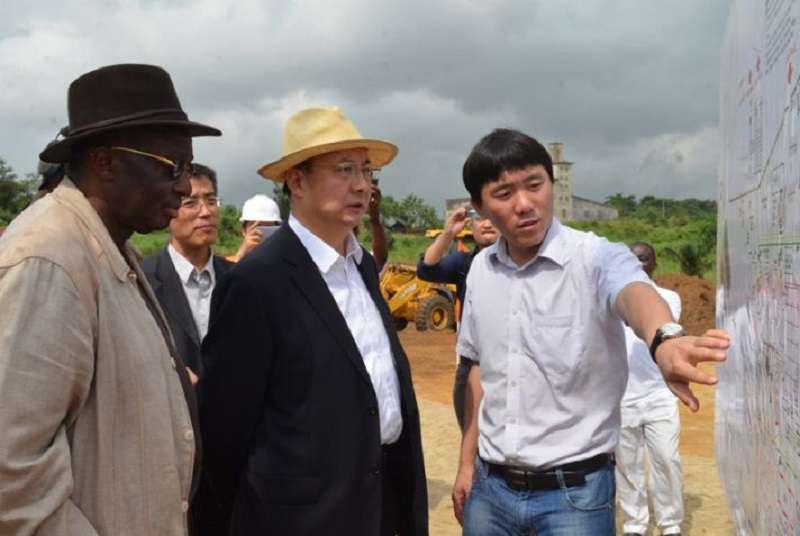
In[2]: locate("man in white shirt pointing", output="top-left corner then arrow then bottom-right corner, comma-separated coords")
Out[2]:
451,128 -> 730,536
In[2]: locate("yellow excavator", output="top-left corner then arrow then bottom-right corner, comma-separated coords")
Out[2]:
379,228 -> 475,331
379,264 -> 456,331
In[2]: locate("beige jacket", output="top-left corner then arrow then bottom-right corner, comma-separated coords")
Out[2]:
0,180 -> 198,535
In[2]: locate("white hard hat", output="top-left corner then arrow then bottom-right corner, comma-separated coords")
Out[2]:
240,194 -> 282,222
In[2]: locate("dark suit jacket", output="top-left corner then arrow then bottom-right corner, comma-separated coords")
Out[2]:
198,225 -> 428,535
142,247 -> 233,377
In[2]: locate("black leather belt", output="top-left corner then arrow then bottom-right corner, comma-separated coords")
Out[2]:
485,453 -> 614,491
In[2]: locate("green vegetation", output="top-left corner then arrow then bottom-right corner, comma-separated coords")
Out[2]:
0,157 -> 716,278
379,197 -> 719,275
385,234 -> 431,264
381,193 -> 442,232
571,195 -> 717,278
0,158 -> 36,226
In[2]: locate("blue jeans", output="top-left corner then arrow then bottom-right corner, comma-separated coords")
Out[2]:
463,457 -> 616,536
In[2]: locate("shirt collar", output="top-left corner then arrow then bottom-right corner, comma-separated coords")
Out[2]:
288,213 -> 363,274
167,242 -> 215,284
490,218 -> 570,270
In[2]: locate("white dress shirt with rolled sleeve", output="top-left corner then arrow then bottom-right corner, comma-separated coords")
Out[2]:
456,218 -> 651,470
288,214 -> 403,445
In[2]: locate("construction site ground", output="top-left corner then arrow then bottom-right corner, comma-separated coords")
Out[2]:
402,274 -> 733,535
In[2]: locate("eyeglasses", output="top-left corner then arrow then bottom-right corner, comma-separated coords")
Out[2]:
111,146 -> 192,180
311,163 -> 376,181
180,195 -> 221,211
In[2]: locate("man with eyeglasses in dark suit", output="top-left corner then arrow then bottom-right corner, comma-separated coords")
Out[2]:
142,163 -> 233,383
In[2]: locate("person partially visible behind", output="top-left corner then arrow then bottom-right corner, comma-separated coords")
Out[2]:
616,242 -> 685,536
366,179 -> 389,272
32,153 -> 66,204
142,163 -> 233,380
141,162 -> 232,536
416,206 -> 497,431
0,63 -> 220,535
226,193 -> 282,262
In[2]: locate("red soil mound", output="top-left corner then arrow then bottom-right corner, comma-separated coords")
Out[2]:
655,273 -> 716,335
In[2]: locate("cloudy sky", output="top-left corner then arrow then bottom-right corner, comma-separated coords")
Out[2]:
0,0 -> 730,212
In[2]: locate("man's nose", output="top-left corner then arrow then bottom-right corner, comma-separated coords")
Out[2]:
512,191 -> 534,214
352,172 -> 370,192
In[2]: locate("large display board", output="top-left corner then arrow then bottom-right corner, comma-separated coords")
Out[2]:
717,1 -> 800,533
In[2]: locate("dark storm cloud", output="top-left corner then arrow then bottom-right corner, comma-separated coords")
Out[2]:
0,0 -> 730,210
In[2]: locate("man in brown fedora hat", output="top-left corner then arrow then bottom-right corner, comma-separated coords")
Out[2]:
0,64 -> 220,535
199,107 -> 428,535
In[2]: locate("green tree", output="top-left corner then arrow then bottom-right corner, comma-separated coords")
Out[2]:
216,204 -> 242,252
398,194 -> 440,232
0,158 -> 37,225
663,243 -> 712,277
272,183 -> 290,221
605,193 -> 637,216
378,194 -> 403,227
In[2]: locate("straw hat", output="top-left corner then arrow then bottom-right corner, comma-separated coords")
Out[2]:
257,107 -> 398,182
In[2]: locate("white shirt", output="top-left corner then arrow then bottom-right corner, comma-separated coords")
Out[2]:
621,285 -> 681,408
167,243 -> 215,340
288,214 -> 403,444
457,219 -> 651,469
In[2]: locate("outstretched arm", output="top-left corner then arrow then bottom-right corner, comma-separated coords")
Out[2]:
616,281 -> 730,411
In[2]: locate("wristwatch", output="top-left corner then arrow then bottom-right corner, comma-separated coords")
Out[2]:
649,322 -> 688,361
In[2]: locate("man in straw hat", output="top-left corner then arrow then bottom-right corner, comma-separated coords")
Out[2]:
199,107 -> 428,535
0,64 -> 220,535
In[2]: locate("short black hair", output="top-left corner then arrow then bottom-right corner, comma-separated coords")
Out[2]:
631,241 -> 656,260
462,128 -> 554,204
191,163 -> 217,193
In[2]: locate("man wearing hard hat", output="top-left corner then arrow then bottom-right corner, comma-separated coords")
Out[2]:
199,107 -> 428,535
227,194 -> 283,262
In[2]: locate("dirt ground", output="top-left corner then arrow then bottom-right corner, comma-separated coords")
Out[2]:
400,273 -> 733,535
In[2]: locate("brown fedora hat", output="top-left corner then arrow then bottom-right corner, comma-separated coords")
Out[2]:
40,64 -> 221,163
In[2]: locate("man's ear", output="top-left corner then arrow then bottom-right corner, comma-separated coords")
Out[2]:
284,168 -> 305,200
87,148 -> 115,183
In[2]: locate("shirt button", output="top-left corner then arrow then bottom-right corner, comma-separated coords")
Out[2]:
184,429 -> 194,442
368,407 -> 378,416
181,500 -> 189,513
127,271 -> 137,283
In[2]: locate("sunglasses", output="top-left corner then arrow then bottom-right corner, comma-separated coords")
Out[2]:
111,146 -> 192,180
